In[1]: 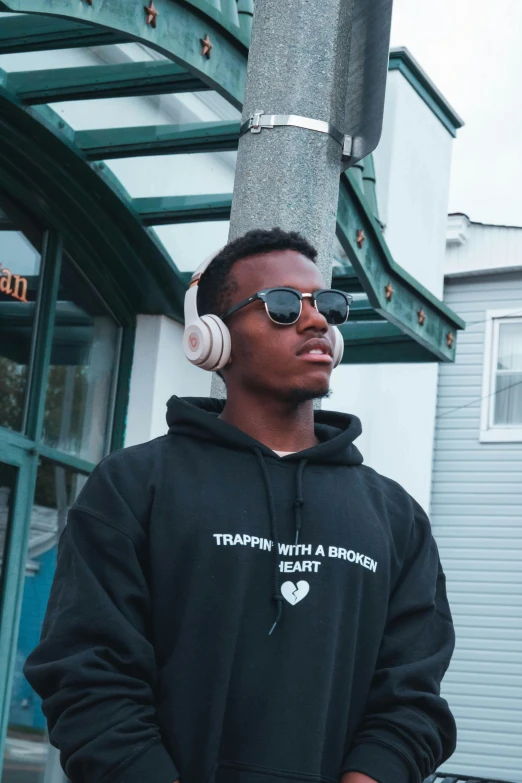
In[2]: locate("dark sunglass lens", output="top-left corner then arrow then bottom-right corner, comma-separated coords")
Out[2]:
316,291 -> 349,324
265,290 -> 301,324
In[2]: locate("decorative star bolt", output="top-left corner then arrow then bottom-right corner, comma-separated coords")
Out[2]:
417,308 -> 426,326
200,34 -> 213,58
447,332 -> 455,349
144,1 -> 159,28
384,282 -> 394,302
356,229 -> 365,249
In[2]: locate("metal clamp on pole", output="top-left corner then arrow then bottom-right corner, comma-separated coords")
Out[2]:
240,111 -> 353,162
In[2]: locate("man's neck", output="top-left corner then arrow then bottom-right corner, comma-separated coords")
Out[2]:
219,389 -> 319,453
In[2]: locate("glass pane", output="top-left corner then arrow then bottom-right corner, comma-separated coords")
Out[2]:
0,41 -> 163,73
494,372 -> 522,426
497,321 -> 522,371
0,220 -> 42,433
2,460 -> 86,783
42,256 -> 121,463
54,88 -> 240,132
106,150 -> 236,198
154,221 -> 231,272
0,461 -> 18,586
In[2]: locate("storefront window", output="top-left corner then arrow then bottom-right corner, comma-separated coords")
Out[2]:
42,255 -> 121,463
0,226 -> 42,433
2,459 -> 86,783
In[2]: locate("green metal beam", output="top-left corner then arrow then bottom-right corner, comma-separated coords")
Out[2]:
36,444 -> 95,475
0,13 -> 127,53
8,61 -> 210,105
77,120 -> 240,161
134,193 -> 232,225
339,321 -> 437,364
336,171 -> 465,362
110,325 -> 136,453
22,231 -> 63,441
0,1 -> 249,110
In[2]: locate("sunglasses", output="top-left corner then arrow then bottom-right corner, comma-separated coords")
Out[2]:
221,287 -> 352,326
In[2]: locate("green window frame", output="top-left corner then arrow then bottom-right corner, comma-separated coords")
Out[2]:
0,221 -> 135,770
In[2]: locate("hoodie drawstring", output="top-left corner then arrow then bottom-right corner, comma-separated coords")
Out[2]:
254,449 -> 308,635
254,448 -> 284,635
294,458 -> 307,545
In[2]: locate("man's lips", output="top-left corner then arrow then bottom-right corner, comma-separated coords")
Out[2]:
296,338 -> 333,363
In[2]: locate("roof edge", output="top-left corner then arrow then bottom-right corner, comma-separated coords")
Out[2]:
450,213 -> 522,231
389,47 -> 464,137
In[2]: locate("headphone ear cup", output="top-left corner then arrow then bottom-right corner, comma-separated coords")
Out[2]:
197,315 -> 231,372
332,326 -> 344,368
183,254 -> 232,372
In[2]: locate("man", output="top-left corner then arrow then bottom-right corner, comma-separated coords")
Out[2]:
25,228 -> 457,783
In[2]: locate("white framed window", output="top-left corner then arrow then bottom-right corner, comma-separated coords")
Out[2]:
480,309 -> 522,442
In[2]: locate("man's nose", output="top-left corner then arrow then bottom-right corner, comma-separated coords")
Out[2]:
298,298 -> 328,332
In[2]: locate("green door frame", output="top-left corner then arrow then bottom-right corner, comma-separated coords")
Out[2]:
0,442 -> 37,768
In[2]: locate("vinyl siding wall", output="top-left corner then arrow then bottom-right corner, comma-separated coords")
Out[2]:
431,271 -> 522,782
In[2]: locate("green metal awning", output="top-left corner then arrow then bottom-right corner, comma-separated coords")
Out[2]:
0,1 -> 464,363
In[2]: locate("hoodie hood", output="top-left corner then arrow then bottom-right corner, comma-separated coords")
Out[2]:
166,396 -> 364,466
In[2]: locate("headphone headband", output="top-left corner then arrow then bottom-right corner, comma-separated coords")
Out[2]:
190,246 -> 224,286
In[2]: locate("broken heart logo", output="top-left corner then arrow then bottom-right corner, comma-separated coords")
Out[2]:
281,580 -> 310,605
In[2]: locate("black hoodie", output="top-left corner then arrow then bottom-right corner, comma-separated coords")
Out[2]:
25,397 -> 456,783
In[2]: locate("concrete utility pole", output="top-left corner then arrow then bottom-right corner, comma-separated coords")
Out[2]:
229,0 -> 355,283
211,0 -> 393,396
211,0 -> 355,397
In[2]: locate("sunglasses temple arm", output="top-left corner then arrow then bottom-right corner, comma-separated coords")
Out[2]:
221,293 -> 260,321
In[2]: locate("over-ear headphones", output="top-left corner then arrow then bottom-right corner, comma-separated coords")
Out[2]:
183,251 -> 345,371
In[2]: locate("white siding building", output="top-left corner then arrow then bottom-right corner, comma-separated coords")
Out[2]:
431,215 -> 522,781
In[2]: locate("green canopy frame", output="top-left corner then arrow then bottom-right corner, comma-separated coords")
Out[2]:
0,1 -> 464,363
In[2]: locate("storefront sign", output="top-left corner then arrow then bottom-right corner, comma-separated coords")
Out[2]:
0,263 -> 29,303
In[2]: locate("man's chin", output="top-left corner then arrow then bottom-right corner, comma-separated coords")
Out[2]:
283,385 -> 332,405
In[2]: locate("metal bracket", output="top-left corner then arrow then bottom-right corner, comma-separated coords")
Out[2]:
240,111 -> 352,162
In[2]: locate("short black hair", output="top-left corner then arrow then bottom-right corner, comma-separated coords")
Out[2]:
197,227 -> 318,316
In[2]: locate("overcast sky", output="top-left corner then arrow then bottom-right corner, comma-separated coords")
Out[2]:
389,0 -> 522,227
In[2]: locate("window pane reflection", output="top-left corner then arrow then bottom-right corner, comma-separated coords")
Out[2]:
2,460 -> 86,783
42,256 -> 121,463
0,226 -> 42,433
494,321 -> 522,426
494,373 -> 522,425
497,321 -> 522,371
